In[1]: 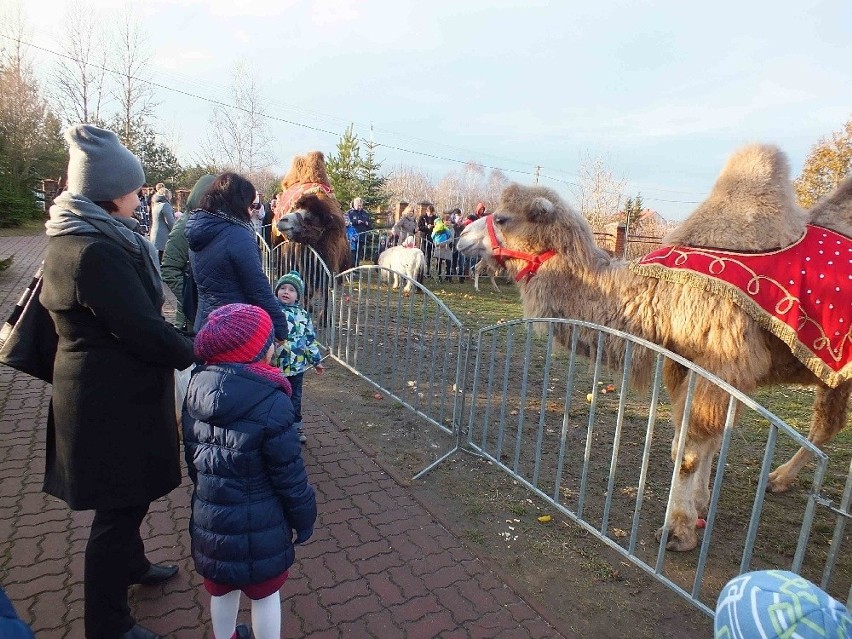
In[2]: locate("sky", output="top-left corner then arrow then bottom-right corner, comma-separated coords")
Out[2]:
10,0 -> 852,219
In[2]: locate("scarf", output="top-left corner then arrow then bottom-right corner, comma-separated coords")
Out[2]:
46,192 -> 164,307
238,361 -> 293,396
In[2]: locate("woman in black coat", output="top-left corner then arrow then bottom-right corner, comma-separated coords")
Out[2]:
40,124 -> 195,639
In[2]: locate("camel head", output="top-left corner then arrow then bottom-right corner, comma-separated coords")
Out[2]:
276,192 -> 345,246
457,183 -> 604,279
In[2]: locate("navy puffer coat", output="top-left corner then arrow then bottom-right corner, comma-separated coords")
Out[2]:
182,364 -> 317,586
186,209 -> 288,339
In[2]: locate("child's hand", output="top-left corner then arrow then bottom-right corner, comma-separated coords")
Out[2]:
315,363 -> 326,375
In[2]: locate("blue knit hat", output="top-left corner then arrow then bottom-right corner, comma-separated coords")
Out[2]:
275,270 -> 305,301
715,570 -> 852,638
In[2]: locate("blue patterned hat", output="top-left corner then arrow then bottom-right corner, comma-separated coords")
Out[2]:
715,570 -> 852,638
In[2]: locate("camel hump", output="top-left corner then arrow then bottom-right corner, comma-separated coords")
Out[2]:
808,175 -> 852,238
663,144 -> 806,251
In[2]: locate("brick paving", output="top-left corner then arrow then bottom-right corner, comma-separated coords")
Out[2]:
0,234 -> 568,638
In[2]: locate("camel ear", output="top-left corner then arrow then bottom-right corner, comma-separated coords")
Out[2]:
529,196 -> 555,222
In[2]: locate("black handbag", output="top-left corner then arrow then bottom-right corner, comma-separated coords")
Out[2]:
0,264 -> 59,383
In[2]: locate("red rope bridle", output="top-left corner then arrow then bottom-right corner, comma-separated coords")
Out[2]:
485,215 -> 556,282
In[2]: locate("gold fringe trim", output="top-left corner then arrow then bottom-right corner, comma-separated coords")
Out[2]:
629,262 -> 852,388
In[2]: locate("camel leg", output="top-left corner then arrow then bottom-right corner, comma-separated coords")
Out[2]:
767,381 -> 852,493
657,366 -> 731,551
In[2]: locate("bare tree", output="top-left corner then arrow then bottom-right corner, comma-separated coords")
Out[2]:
110,7 -> 156,147
0,0 -> 28,75
570,153 -> 626,231
434,163 -> 507,214
201,62 -> 273,174
382,164 -> 436,208
50,0 -> 109,126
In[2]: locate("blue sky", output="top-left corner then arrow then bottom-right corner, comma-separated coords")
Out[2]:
16,0 -> 852,219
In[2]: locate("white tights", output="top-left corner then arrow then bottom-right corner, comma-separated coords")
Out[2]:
210,590 -> 281,639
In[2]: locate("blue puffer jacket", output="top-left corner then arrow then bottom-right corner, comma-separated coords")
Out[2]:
186,210 -> 288,339
182,363 -> 317,586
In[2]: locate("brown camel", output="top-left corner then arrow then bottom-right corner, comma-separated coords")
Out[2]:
273,151 -> 352,274
456,145 -> 852,552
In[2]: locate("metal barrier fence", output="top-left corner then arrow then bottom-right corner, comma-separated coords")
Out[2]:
255,240 -> 852,617
463,318 -> 848,615
328,266 -> 468,478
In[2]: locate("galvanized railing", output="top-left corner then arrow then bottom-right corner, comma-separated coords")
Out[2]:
255,239 -> 852,616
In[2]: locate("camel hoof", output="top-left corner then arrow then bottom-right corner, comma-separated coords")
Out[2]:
766,471 -> 794,494
655,526 -> 699,552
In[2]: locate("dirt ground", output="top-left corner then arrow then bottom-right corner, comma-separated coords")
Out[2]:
305,363 -> 714,639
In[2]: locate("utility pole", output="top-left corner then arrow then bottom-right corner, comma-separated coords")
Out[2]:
533,165 -> 541,184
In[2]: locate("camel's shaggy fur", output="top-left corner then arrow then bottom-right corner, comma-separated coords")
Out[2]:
274,151 -> 352,274
377,246 -> 426,295
663,144 -> 807,251
456,145 -> 852,553
809,174 -> 852,238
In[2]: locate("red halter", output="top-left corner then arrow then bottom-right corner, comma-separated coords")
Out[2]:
485,214 -> 556,282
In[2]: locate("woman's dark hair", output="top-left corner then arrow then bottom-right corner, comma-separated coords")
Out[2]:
197,172 -> 256,221
93,200 -> 119,213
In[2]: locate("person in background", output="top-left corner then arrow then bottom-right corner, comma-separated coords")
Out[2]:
715,570 -> 852,638
133,187 -> 149,234
431,212 -> 455,283
41,124 -> 196,639
474,201 -> 487,218
345,196 -> 372,234
249,192 -> 265,236
417,203 -> 437,277
160,174 -> 215,334
185,172 -> 288,340
344,197 -> 371,266
391,203 -> 417,248
183,303 -> 317,639
273,271 -> 325,444
262,195 -> 275,246
149,186 -> 175,263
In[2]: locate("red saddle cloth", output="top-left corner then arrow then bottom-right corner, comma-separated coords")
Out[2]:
275,182 -> 334,218
631,224 -> 852,387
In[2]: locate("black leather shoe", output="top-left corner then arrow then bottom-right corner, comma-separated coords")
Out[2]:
131,563 -> 178,586
120,624 -> 163,639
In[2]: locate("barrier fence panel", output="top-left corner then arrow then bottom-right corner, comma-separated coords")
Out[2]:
462,318 -> 845,615
329,265 -> 469,478
256,234 -> 335,349
252,243 -> 852,616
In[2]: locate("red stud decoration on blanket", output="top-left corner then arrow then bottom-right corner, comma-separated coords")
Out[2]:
632,225 -> 852,388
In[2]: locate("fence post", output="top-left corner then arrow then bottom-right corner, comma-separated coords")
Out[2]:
615,223 -> 627,258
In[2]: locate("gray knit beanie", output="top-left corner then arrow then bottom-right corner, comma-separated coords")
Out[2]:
64,124 -> 145,202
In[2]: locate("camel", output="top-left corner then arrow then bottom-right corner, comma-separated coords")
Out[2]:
456,145 -> 852,552
273,151 -> 352,274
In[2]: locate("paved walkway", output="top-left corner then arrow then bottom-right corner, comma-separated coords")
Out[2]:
0,235 -> 566,638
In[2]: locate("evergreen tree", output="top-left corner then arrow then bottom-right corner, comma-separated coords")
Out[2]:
326,124 -> 362,210
359,137 -> 388,222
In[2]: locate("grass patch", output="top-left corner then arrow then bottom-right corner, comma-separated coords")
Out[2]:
0,218 -> 46,237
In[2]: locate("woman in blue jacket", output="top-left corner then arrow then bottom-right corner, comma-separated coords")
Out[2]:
183,303 -> 316,639
185,172 -> 288,340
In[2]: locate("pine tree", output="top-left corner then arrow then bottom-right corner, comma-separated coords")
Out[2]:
326,124 -> 362,210
359,137 -> 388,223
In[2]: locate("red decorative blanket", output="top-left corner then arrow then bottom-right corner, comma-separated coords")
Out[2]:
274,182 -> 335,219
630,224 -> 852,387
